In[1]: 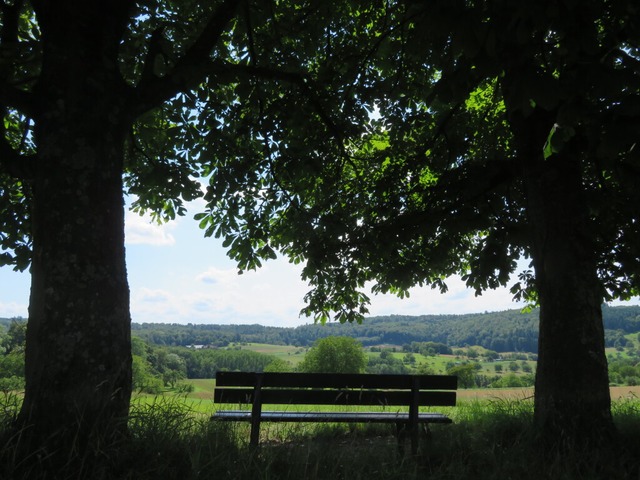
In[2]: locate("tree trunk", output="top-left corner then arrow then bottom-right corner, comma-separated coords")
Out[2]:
514,111 -> 614,447
16,8 -> 133,453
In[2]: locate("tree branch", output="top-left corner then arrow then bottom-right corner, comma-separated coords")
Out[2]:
373,157 -> 517,237
138,25 -> 168,86
0,0 -> 23,43
0,85 -> 35,118
129,0 -> 240,117
0,0 -> 35,116
230,62 -> 350,143
0,136 -> 36,181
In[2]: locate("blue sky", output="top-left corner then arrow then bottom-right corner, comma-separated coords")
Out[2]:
1,199 -> 637,327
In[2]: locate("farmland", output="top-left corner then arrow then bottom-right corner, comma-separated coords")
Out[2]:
155,377 -> 640,407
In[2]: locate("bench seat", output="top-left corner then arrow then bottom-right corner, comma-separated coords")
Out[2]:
214,410 -> 453,424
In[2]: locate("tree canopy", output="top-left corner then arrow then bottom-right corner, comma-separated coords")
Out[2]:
199,1 -> 640,321
0,0 -> 638,456
195,0 -> 640,444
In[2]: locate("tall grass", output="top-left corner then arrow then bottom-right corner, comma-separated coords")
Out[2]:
0,394 -> 639,479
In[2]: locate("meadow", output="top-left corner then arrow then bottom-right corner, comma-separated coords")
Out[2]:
146,377 -> 640,405
2,382 -> 640,479
226,341 -> 538,377
3,333 -> 640,478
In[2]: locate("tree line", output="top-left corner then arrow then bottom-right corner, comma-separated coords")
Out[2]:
127,305 -> 640,354
6,317 -> 640,393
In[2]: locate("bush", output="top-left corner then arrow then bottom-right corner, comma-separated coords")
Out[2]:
0,376 -> 24,393
490,374 -> 535,388
298,336 -> 367,374
446,363 -> 481,388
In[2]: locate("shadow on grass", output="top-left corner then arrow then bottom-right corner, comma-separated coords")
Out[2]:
0,395 -> 639,479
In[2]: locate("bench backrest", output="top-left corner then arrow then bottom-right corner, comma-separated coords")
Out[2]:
214,371 -> 457,407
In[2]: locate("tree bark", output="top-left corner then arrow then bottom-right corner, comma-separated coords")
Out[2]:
16,5 -> 134,452
513,111 -> 615,447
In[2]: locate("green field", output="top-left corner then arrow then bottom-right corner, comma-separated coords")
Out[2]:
236,342 -> 537,379
134,335 -> 640,412
229,342 -> 308,366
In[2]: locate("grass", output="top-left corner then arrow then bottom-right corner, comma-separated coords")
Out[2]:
1,393 -> 639,479
232,343 -> 307,367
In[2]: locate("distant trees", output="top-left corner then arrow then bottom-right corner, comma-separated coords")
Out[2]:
0,319 -> 25,392
263,358 -> 292,373
125,307 -> 640,355
446,364 -> 479,389
183,349 -> 277,378
0,320 -> 26,355
132,339 -> 285,392
609,357 -> 640,386
366,349 -> 409,375
132,355 -> 163,394
404,342 -> 452,356
5,316 -> 640,395
298,337 -> 367,374
491,374 -> 535,389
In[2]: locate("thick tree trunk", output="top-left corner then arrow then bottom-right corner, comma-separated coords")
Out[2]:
20,125 -> 132,450
527,161 -> 613,445
513,111 -> 614,446
16,7 -> 134,452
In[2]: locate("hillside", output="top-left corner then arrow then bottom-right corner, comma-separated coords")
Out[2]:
4,305 -> 639,353
129,304 -> 640,353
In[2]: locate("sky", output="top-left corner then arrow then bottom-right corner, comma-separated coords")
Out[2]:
1,199 -> 638,327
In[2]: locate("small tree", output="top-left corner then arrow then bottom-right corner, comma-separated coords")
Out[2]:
298,336 -> 366,374
264,358 -> 292,373
0,319 -> 27,355
446,364 -> 478,389
403,353 -> 416,364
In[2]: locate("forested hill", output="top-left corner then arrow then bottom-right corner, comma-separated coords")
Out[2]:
3,305 -> 638,353
124,305 -> 640,353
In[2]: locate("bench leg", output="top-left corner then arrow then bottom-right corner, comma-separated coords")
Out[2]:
395,422 -> 406,457
411,423 -> 419,456
396,422 -> 426,456
250,421 -> 261,447
395,422 -> 421,456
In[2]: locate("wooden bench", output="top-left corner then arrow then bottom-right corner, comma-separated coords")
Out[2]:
212,371 -> 457,453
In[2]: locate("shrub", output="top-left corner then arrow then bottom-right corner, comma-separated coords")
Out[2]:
298,336 -> 367,374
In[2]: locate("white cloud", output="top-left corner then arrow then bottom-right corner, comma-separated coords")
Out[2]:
125,211 -> 177,246
137,288 -> 172,303
193,263 -> 310,325
196,266 -> 241,286
129,261 -> 311,326
367,275 -> 525,317
0,301 -> 28,319
129,258 -> 533,327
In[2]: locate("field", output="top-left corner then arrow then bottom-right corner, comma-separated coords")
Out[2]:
6,382 -> 640,479
156,378 -> 640,412
457,385 -> 640,400
233,342 -> 539,377
172,340 -> 640,405
231,342 -> 308,366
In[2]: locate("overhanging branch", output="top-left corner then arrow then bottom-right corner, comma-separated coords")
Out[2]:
0,0 -> 36,117
129,0 -> 240,117
0,85 -> 35,118
0,137 -> 36,181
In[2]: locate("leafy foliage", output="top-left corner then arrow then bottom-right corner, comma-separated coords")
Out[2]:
366,349 -> 409,375
0,0 -> 638,447
298,336 -> 367,374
